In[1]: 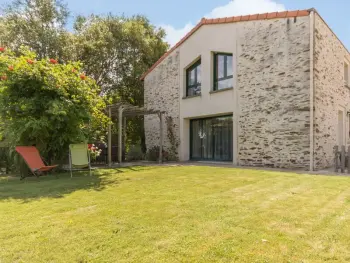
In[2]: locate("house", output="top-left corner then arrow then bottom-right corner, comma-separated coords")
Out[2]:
142,9 -> 350,170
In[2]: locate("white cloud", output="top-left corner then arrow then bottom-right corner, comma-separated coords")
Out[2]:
161,0 -> 286,46
160,23 -> 195,48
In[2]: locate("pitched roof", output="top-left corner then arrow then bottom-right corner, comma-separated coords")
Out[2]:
141,9 -> 311,80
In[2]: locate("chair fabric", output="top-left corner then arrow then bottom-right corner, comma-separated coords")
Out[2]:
69,143 -> 92,177
69,144 -> 89,168
15,146 -> 57,177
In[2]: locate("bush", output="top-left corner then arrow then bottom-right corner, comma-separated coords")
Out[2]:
0,147 -> 11,174
0,146 -> 31,176
126,145 -> 144,161
0,47 -> 108,162
145,146 -> 169,162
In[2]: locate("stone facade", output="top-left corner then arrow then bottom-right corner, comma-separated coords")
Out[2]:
144,50 -> 180,156
144,12 -> 350,170
237,16 -> 311,168
313,14 -> 350,169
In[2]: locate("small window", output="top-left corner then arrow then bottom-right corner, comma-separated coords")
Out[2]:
344,61 -> 349,87
214,53 -> 233,91
186,59 -> 201,96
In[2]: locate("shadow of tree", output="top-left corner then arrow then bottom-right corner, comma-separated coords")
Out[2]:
0,166 -> 162,202
0,169 -> 123,202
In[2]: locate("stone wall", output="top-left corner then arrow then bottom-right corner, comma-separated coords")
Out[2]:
237,16 -> 311,168
144,50 -> 180,158
144,16 -> 314,168
313,14 -> 350,169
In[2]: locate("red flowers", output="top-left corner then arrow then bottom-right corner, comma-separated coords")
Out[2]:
88,144 -> 97,151
49,58 -> 58,64
27,59 -> 34,65
8,65 -> 14,71
80,74 -> 86,80
0,47 -> 5,52
1,75 -> 7,81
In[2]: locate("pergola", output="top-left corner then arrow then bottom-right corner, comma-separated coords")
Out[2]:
107,102 -> 165,166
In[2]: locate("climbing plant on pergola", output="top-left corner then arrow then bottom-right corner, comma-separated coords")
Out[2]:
107,102 -> 166,166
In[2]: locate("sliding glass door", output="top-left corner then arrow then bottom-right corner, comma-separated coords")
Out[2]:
190,115 -> 233,161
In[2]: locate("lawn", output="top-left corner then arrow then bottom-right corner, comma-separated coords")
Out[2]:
0,166 -> 350,262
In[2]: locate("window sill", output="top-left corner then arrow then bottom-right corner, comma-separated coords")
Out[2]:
182,94 -> 201,99
209,87 -> 233,94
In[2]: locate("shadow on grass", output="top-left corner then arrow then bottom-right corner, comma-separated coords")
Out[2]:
0,166 -> 160,202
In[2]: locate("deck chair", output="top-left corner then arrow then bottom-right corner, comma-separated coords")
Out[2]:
15,146 -> 58,179
69,144 -> 92,177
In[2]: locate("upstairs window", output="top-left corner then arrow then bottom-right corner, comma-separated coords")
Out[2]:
344,61 -> 349,87
186,59 -> 201,96
214,53 -> 233,91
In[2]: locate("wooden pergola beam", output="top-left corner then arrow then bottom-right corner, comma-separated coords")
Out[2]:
108,106 -> 112,167
159,112 -> 163,164
107,102 -> 166,167
118,106 -> 123,164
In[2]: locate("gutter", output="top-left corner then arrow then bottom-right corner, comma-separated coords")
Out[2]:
309,10 -> 315,171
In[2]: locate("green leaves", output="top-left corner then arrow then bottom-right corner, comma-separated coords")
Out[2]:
73,15 -> 168,150
0,0 -> 169,153
0,0 -> 72,60
0,48 -> 108,162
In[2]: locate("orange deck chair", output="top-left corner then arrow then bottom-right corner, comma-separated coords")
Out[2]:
16,146 -> 58,179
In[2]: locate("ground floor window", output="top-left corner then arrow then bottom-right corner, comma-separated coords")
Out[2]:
190,115 -> 233,161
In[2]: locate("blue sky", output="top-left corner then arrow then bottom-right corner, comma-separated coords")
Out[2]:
0,0 -> 349,49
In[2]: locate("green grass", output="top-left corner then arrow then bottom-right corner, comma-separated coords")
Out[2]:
1,166 -> 350,262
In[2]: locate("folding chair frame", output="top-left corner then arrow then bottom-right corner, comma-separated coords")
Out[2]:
69,145 -> 92,178
16,146 -> 57,180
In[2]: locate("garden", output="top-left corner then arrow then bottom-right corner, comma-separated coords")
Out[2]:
1,1 -> 350,262
0,0 -> 170,176
1,166 -> 350,262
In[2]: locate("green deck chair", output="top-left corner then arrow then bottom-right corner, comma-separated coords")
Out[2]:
69,144 -> 92,177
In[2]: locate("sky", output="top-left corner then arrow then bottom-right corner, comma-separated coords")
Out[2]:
0,0 -> 349,49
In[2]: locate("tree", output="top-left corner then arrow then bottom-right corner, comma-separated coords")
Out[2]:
0,0 -> 73,60
74,15 -> 168,150
0,46 -> 108,162
0,0 -> 170,152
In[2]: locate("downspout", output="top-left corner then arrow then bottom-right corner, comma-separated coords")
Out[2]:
309,10 -> 315,171
233,25 -> 239,166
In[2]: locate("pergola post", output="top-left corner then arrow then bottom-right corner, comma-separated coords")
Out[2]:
123,117 -> 127,161
118,106 -> 124,164
159,112 -> 163,164
108,106 -> 112,167
106,103 -> 167,166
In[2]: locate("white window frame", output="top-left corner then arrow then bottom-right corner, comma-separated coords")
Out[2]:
337,107 -> 346,146
348,113 -> 350,142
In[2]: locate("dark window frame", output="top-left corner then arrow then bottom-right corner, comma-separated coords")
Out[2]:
190,115 -> 233,162
213,53 -> 233,91
186,59 -> 201,97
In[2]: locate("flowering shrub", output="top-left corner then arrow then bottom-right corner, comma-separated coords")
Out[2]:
0,46 -> 108,162
88,144 -> 102,160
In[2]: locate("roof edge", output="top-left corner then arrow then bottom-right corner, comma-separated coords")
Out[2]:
141,9 -> 311,81
311,8 -> 350,57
